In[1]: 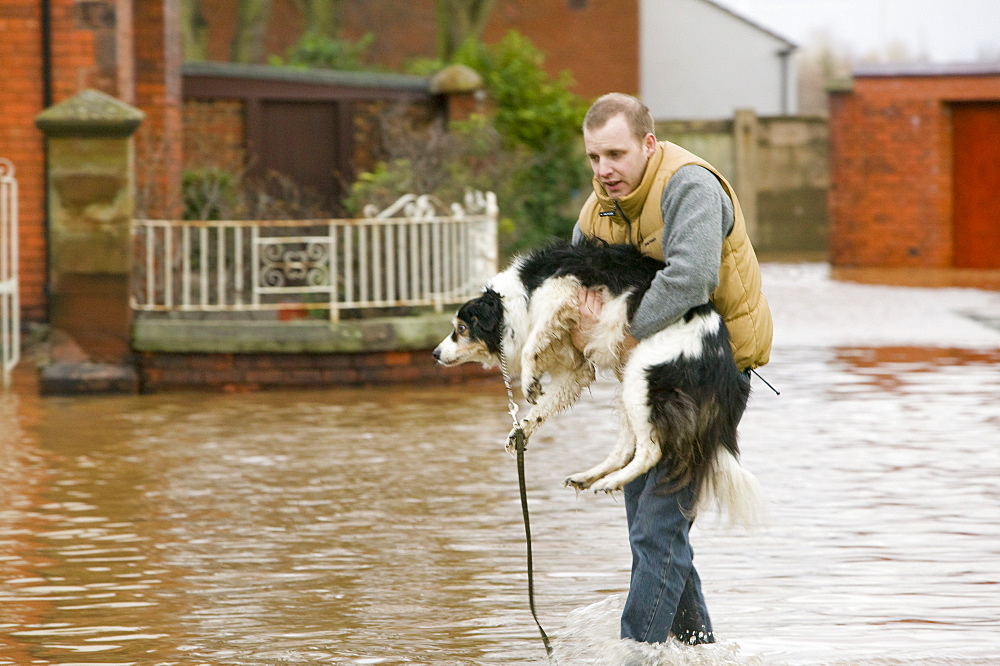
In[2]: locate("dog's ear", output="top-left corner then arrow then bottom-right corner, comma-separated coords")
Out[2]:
471,288 -> 505,354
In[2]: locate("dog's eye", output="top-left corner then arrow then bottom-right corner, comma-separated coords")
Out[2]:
456,323 -> 468,335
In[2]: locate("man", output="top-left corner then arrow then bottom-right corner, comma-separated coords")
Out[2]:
572,93 -> 772,645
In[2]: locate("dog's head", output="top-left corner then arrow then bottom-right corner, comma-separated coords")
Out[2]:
433,287 -> 505,368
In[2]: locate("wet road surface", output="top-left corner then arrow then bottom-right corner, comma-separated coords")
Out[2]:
1,264 -> 999,665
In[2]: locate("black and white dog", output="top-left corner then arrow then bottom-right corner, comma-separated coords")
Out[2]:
434,240 -> 764,524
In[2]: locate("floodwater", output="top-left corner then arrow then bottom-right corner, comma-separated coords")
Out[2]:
2,265 -> 1000,665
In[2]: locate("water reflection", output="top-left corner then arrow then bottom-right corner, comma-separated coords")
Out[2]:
0,346 -> 998,665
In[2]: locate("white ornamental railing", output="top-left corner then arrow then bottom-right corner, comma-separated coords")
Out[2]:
131,191 -> 498,321
0,158 -> 19,388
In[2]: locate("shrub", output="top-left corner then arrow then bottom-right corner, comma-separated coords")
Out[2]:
344,113 -> 520,216
355,31 -> 591,254
182,168 -> 238,221
182,168 -> 330,221
269,32 -> 375,71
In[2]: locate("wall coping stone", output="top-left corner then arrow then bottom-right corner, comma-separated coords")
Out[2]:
853,62 -> 1000,78
35,89 -> 145,138
132,314 -> 454,354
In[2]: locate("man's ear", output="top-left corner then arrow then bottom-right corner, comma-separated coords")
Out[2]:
643,132 -> 656,156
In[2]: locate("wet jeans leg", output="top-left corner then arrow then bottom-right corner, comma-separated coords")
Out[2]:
620,461 -> 714,644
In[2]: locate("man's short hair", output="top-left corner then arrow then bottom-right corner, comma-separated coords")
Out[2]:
583,93 -> 655,142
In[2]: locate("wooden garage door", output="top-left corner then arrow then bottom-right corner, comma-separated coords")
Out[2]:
258,101 -> 345,211
952,102 -> 1000,268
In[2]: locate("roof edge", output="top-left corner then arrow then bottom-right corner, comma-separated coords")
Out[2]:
853,61 -> 1000,78
697,0 -> 797,49
182,61 -> 431,92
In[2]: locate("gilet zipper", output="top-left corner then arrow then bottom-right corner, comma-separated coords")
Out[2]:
611,198 -> 636,248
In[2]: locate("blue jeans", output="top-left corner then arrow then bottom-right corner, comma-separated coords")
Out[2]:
620,458 -> 714,644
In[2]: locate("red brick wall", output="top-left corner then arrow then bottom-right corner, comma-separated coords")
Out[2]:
183,99 -> 246,172
139,349 -> 496,392
0,0 -> 182,322
828,72 -> 1000,268
0,0 -> 46,321
134,0 -> 183,219
483,0 -> 638,98
198,0 -> 636,100
0,0 -> 123,322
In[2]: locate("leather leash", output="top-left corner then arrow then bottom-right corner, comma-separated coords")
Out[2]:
500,347 -> 555,659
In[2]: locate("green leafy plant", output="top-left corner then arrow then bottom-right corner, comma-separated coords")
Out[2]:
269,32 -> 375,70
183,168 -> 238,221
455,32 -> 591,250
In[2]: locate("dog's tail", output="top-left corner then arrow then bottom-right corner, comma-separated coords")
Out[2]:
697,448 -> 768,529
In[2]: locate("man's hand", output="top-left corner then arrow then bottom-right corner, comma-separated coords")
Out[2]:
573,287 -> 639,359
572,288 -> 602,351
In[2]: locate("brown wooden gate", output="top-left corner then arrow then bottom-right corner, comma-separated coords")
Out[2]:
259,100 -> 345,209
952,102 -> 1000,268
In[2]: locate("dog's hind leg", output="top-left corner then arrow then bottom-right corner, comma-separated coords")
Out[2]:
588,363 -> 663,493
564,419 -> 637,490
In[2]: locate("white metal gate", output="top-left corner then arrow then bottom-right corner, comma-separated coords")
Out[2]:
0,158 -> 19,388
131,192 -> 498,321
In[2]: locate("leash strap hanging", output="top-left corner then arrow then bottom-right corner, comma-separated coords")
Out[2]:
750,368 -> 781,395
500,349 -> 555,659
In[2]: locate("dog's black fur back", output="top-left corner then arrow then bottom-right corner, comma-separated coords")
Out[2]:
518,239 -> 664,320
460,240 -> 664,357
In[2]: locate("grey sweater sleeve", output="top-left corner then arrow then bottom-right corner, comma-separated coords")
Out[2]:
629,165 -> 734,339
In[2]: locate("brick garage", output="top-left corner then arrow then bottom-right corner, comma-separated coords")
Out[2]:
180,63 -> 442,212
829,63 -> 1000,274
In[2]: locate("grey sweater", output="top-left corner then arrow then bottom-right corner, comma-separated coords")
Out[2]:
572,164 -> 734,339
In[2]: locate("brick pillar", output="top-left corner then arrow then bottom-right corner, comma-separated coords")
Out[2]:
133,0 -> 183,219
35,89 -> 144,363
429,64 -> 488,124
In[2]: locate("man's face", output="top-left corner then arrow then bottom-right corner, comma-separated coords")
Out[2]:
583,114 -> 656,199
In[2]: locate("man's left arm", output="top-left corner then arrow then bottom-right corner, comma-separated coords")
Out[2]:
629,165 -> 733,340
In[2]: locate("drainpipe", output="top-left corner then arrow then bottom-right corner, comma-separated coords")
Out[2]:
41,0 -> 52,108
777,46 -> 795,115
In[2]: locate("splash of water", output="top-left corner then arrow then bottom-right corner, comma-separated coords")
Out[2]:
553,594 -> 763,666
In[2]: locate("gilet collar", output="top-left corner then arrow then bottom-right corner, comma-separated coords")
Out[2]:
591,142 -> 665,224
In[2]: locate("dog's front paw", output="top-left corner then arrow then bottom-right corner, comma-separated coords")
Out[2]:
563,473 -> 593,490
524,377 -> 543,405
505,424 -> 528,455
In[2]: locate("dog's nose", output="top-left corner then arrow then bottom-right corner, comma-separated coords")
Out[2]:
432,347 -> 441,361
